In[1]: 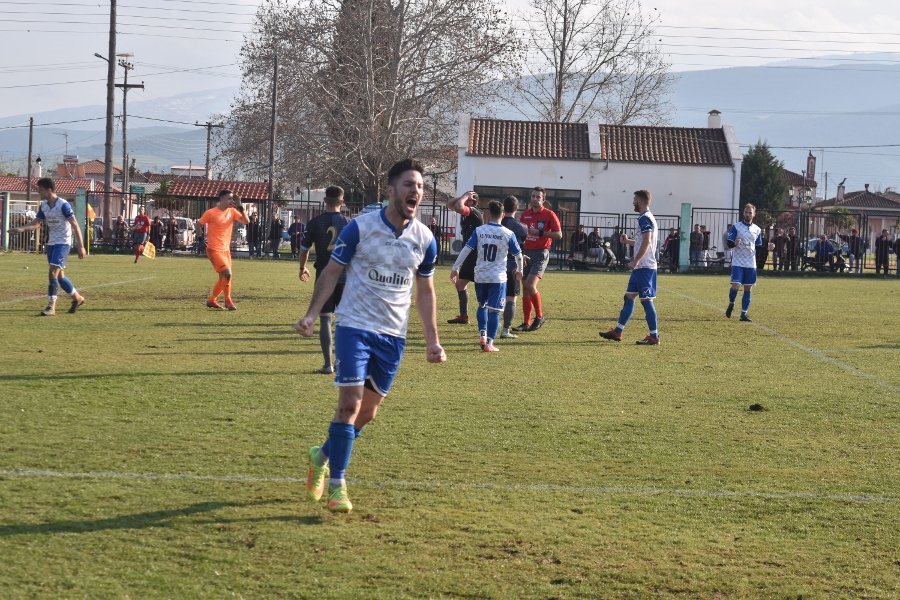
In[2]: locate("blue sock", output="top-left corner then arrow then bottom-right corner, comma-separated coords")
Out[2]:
642,300 -> 658,337
741,290 -> 752,314
476,305 -> 487,334
616,296 -> 635,332
326,422 -> 356,481
487,310 -> 500,340
319,426 -> 363,461
728,288 -> 738,304
58,276 -> 74,295
48,277 -> 59,299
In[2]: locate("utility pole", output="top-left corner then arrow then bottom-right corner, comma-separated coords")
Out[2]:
266,54 -> 279,234
116,55 -> 143,209
55,132 -> 69,155
195,121 -> 224,179
102,0 -> 116,239
26,117 -> 33,204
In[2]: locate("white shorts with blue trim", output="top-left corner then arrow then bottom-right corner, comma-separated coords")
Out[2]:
334,325 -> 405,396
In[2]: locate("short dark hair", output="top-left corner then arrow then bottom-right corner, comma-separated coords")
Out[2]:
532,186 -> 545,196
503,195 -> 518,213
387,159 -> 424,186
218,189 -> 232,199
488,200 -> 503,218
634,189 -> 651,203
37,177 -> 55,191
324,185 -> 344,205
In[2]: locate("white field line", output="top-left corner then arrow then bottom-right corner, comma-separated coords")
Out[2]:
1,468 -> 897,504
669,290 -> 900,396
0,277 -> 157,306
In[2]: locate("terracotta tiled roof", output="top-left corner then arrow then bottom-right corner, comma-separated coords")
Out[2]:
815,188 -> 900,210
467,118 -> 733,166
782,168 -> 817,188
80,159 -> 120,175
469,119 -> 590,160
0,176 -> 119,195
599,125 -> 732,165
167,178 -> 270,201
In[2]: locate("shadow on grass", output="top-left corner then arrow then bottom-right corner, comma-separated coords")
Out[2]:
859,343 -> 900,350
134,350 -> 318,356
0,498 -> 322,536
0,371 -> 278,382
153,322 -> 287,328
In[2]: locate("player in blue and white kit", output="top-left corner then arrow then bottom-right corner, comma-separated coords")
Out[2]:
599,190 -> 661,345
8,177 -> 86,316
294,159 -> 446,514
725,203 -> 763,322
450,200 -> 523,352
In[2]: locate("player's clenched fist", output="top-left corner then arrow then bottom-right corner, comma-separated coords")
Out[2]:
294,316 -> 315,337
426,344 -> 447,363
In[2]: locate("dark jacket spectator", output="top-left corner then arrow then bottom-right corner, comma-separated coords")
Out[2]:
569,225 -> 587,256
166,217 -> 178,251
874,230 -> 892,274
247,214 -> 261,257
150,216 -> 164,249
268,217 -> 285,258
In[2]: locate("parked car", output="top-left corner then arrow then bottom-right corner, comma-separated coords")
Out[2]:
171,217 -> 195,250
805,238 -> 848,256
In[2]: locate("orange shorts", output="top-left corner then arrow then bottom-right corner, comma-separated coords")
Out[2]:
206,249 -> 232,273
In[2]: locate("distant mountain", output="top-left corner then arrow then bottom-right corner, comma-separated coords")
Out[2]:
3,56 -> 899,194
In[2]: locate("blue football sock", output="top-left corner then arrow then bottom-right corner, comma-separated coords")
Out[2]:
48,277 -> 59,299
58,276 -> 74,295
476,305 -> 487,334
741,290 -> 752,314
487,310 -> 500,341
616,296 -> 635,332
642,300 -> 658,337
319,425 -> 363,462
728,288 -> 738,304
326,422 -> 356,481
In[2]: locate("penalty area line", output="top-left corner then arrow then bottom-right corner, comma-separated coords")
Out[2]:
1,468 -> 897,504
0,277 -> 157,306
669,290 -> 900,396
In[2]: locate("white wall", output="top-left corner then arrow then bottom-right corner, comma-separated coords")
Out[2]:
457,153 -> 738,217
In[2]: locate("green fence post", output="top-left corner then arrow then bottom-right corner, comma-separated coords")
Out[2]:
1,192 -> 9,251
75,188 -> 88,255
679,202 -> 692,272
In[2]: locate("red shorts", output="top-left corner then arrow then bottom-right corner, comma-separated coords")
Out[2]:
206,249 -> 232,273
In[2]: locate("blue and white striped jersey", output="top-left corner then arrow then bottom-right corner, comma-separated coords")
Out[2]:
330,209 -> 437,338
727,221 -> 763,269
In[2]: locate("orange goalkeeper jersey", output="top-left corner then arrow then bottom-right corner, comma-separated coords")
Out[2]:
199,207 -> 242,252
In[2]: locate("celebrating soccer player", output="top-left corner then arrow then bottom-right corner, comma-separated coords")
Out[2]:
725,203 -> 763,321
450,200 -> 523,352
599,190 -> 660,345
298,185 -> 350,374
198,190 -> 249,310
8,178 -> 86,316
294,159 -> 446,514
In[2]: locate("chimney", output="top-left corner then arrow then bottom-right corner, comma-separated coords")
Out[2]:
587,120 -> 602,159
707,109 -> 722,129
35,157 -> 42,178
864,183 -> 869,192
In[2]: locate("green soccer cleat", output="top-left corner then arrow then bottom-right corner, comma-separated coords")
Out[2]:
305,447 -> 330,502
326,483 -> 353,513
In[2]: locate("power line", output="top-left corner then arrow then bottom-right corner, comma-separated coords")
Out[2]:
0,117 -> 106,130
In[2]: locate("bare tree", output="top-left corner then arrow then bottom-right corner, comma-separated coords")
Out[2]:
220,0 -> 519,201
514,0 -> 672,124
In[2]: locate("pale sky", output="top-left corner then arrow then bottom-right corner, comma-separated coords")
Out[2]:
2,0 -> 900,119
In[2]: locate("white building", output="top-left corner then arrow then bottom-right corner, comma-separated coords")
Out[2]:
455,111 -> 742,225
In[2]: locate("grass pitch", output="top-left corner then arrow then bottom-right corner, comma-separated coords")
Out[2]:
0,252 -> 898,599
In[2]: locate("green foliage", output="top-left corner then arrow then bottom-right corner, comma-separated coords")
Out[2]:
741,141 -> 789,212
0,254 -> 898,598
826,207 -> 857,231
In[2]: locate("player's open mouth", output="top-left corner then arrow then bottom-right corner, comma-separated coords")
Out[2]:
405,198 -> 418,208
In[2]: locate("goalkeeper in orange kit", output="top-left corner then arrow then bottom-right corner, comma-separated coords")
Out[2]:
197,190 -> 250,310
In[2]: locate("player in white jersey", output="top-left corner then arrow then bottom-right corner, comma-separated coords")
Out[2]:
8,178 -> 86,316
450,200 -> 523,352
599,190 -> 661,345
725,203 -> 763,322
294,159 -> 446,514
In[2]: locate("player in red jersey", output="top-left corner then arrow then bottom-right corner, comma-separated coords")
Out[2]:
512,186 -> 561,332
132,205 -> 151,263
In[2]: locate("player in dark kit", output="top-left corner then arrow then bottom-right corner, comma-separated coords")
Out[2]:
446,191 -> 484,324
298,186 -> 350,374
